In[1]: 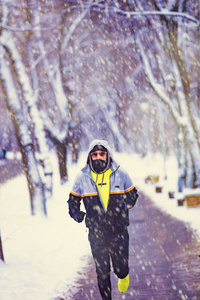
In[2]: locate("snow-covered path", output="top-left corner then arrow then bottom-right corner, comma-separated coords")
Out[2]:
65,192 -> 200,300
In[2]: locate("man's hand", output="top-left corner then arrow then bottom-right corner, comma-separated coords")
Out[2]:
126,204 -> 133,210
75,211 -> 86,223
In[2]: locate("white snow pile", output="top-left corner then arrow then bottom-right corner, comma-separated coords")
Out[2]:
0,151 -> 199,300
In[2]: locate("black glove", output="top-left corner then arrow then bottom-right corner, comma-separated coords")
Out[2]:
76,211 -> 86,223
126,203 -> 133,210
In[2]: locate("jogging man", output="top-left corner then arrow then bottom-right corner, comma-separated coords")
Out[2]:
67,139 -> 138,300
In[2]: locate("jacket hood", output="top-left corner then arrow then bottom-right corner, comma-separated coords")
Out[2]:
82,139 -> 119,174
87,139 -> 114,161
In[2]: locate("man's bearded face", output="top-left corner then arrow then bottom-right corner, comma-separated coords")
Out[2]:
90,151 -> 107,173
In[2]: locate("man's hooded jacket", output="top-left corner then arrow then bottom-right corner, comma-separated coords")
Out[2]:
67,139 -> 138,234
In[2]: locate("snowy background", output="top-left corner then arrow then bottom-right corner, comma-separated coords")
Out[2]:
0,2 -> 199,299
0,151 -> 199,300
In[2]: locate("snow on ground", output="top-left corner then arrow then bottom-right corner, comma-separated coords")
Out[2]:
0,151 -> 200,300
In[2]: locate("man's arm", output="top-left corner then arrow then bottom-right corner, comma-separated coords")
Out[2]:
123,170 -> 139,209
68,193 -> 85,223
67,173 -> 86,223
125,187 -> 138,209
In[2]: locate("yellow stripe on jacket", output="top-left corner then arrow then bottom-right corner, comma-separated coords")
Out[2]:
91,168 -> 112,211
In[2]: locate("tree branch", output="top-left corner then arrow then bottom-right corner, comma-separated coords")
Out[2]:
0,23 -> 58,32
61,7 -> 90,53
110,7 -> 200,25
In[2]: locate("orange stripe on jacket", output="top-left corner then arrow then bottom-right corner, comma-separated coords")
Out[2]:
110,185 -> 135,194
125,185 -> 135,193
70,191 -> 98,197
71,185 -> 134,197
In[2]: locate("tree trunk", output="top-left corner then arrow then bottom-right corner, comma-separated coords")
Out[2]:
0,231 -> 5,262
0,47 -> 47,216
21,144 -> 47,215
56,141 -> 68,184
10,113 -> 47,216
1,27 -> 53,201
177,126 -> 186,192
46,132 -> 68,183
71,139 -> 80,163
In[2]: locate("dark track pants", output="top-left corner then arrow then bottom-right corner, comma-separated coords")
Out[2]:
88,229 -> 129,300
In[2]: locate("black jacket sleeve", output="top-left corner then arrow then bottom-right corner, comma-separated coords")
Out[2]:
126,187 -> 139,209
68,193 -> 85,222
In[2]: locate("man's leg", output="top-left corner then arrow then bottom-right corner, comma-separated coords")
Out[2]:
108,230 -> 129,292
88,231 -> 112,300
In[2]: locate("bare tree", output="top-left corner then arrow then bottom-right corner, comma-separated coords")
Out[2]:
0,47 -> 47,216
0,3 -> 48,215
124,0 -> 200,188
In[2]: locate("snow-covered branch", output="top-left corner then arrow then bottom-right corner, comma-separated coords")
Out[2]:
41,111 -> 68,142
95,85 -> 128,151
0,22 -> 58,32
61,7 -> 90,53
134,32 -> 181,122
29,1 -> 71,128
112,7 -> 200,25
